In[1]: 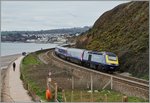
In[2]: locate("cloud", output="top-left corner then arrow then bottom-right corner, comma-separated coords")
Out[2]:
1,1 -> 129,31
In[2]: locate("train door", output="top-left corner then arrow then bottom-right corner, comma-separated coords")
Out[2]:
88,54 -> 92,61
88,54 -> 94,68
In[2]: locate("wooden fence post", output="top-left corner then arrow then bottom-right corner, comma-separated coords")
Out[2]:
110,76 -> 113,89
47,72 -> 51,90
71,90 -> 74,102
122,96 -> 128,102
104,94 -> 108,102
54,83 -> 58,102
64,96 -> 66,102
90,92 -> 93,102
28,83 -> 30,91
62,89 -> 66,102
47,78 -> 51,89
62,90 -> 64,102
80,91 -> 82,102
72,76 -> 74,90
27,83 -> 28,90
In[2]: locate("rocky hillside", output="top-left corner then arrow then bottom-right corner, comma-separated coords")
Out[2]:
76,1 -> 149,79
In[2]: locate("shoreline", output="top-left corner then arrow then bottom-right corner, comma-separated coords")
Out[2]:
1,54 -> 21,70
1,41 -> 59,44
1,53 -> 21,58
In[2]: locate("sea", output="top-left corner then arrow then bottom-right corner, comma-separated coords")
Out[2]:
1,42 -> 58,56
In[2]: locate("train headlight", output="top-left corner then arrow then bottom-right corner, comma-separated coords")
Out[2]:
107,63 -> 112,65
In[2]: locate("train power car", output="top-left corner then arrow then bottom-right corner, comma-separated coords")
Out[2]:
55,46 -> 68,59
82,51 -> 119,72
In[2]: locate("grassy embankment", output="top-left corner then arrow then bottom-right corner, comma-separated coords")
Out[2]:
20,50 -> 49,101
20,51 -> 147,102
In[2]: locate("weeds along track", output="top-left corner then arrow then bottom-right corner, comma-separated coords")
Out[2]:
42,49 -> 149,100
114,73 -> 149,85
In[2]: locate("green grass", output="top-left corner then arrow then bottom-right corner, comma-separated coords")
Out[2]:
22,53 -> 42,67
64,89 -> 147,102
21,53 -> 47,101
139,74 -> 149,80
57,92 -> 63,102
21,51 -> 59,102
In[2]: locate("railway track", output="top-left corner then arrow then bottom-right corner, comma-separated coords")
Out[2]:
48,50 -> 149,85
114,73 -> 149,85
40,49 -> 149,100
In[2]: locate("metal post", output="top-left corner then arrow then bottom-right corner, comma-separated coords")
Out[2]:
90,73 -> 93,92
110,76 -> 113,89
90,73 -> 93,102
71,69 -> 74,90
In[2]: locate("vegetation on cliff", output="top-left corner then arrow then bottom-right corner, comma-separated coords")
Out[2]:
76,1 -> 149,79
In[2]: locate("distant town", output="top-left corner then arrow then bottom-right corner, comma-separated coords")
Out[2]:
1,26 -> 90,44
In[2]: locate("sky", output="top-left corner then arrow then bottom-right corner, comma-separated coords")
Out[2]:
1,1 -> 129,31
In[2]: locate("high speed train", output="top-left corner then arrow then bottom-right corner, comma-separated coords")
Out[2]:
55,46 -> 119,72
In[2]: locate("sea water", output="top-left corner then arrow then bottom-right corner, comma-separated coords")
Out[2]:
1,42 -> 58,56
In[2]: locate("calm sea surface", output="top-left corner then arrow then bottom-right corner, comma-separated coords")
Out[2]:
1,42 -> 58,56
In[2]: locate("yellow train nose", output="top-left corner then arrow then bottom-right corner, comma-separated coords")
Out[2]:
106,55 -> 119,65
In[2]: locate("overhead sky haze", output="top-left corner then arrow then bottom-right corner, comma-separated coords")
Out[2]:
2,1 -> 129,31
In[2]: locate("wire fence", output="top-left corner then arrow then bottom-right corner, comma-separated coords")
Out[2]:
46,71 -> 130,102
50,54 -> 149,100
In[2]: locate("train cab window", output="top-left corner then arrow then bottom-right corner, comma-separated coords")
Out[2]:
108,56 -> 117,61
107,53 -> 117,61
